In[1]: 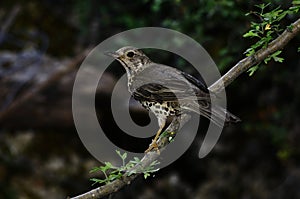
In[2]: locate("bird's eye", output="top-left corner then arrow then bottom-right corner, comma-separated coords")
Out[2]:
126,51 -> 135,58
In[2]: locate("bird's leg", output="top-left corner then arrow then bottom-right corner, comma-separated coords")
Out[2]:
145,120 -> 166,153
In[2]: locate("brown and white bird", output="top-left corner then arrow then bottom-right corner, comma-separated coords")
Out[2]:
106,46 -> 239,152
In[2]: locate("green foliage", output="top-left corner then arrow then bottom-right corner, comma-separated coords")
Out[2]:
160,131 -> 176,142
263,50 -> 284,64
141,160 -> 160,179
243,1 -> 300,76
247,65 -> 259,76
90,150 -> 160,185
90,162 -> 121,185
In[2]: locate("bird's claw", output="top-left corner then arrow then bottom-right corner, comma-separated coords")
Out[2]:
145,141 -> 160,154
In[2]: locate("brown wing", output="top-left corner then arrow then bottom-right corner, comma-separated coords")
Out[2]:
180,71 -> 209,94
133,83 -> 179,103
130,63 -> 210,103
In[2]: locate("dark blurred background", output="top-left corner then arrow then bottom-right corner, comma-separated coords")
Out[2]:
0,0 -> 300,199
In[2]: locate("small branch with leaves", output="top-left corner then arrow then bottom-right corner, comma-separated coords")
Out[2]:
69,114 -> 190,199
69,2 -> 300,199
90,150 -> 160,185
209,2 -> 300,92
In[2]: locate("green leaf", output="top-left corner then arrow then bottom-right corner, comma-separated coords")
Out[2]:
244,48 -> 255,57
264,56 -> 271,64
298,47 -> 300,52
245,12 -> 252,16
90,178 -> 107,185
98,162 -> 114,173
247,65 -> 259,76
287,25 -> 294,32
270,50 -> 284,63
273,56 -> 284,62
105,162 -> 113,168
243,30 -> 259,38
144,173 -> 150,179
293,0 -> 300,6
255,3 -> 270,10
122,152 -> 127,160
116,150 -> 127,161
262,51 -> 285,64
90,167 -> 101,173
150,160 -> 160,167
133,157 -> 141,163
127,169 -> 137,176
116,150 -> 122,158
108,173 -> 122,181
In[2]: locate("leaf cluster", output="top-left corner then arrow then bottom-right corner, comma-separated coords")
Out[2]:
90,150 -> 160,185
243,1 -> 300,76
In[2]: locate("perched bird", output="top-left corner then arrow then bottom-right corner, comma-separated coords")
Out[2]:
106,46 -> 239,152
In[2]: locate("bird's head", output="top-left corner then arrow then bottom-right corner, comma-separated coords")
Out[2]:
106,46 -> 152,74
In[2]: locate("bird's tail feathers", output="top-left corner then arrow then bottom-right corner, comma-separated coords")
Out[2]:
185,102 -> 240,127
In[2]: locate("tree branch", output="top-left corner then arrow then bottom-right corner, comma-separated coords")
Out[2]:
69,114 -> 190,199
209,17 -> 300,93
69,17 -> 300,199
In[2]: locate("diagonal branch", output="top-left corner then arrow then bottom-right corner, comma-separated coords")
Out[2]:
209,17 -> 300,93
69,114 -> 190,199
69,17 -> 300,199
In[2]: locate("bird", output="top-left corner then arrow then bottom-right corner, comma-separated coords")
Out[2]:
106,46 -> 240,153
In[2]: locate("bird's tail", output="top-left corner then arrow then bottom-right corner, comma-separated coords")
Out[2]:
213,106 -> 241,125
185,102 -> 240,127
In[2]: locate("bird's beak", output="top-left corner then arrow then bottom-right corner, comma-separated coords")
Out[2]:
104,51 -> 119,59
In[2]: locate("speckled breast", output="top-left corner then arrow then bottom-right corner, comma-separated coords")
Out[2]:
140,100 -> 180,118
